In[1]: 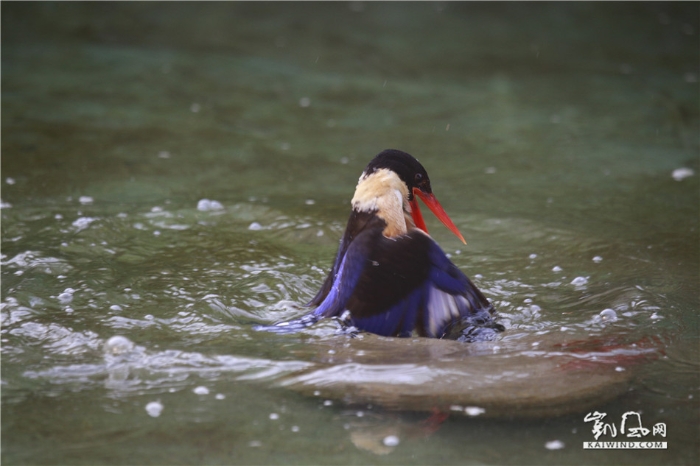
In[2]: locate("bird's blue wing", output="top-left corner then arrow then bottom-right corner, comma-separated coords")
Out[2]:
348,230 -> 502,339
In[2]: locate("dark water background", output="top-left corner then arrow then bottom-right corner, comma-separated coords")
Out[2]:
2,3 -> 698,465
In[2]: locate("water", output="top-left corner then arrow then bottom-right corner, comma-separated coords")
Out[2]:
2,3 -> 698,464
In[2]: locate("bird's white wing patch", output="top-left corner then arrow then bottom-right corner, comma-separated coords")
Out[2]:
425,286 -> 469,337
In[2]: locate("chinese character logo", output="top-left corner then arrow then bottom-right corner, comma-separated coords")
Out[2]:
584,411 -> 666,440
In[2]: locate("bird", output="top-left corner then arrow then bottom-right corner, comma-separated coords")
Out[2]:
256,149 -> 503,341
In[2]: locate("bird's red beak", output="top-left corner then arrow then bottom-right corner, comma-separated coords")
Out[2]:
410,188 -> 466,244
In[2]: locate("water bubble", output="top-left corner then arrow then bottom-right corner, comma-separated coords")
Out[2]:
291,425 -> 300,432
305,199 -> 316,205
545,440 -> 565,450
269,413 -> 279,420
529,253 -> 538,259
6,177 -> 15,185
249,440 -> 262,448
672,168 -> 694,181
382,435 -> 400,447
109,304 -> 123,312
570,276 -> 588,286
197,199 -> 224,211
158,151 -> 171,159
552,266 -> 562,272
104,335 -> 135,355
592,256 -> 603,263
145,401 -> 164,417
79,196 -> 94,205
323,400 -> 333,406
464,406 -> 485,416
615,366 -> 626,372
248,222 -> 262,231
215,394 -> 226,400
599,309 -> 618,322
484,166 -> 497,174
299,97 -> 311,107
193,386 -> 210,395
57,292 -> 73,304
190,103 -> 201,113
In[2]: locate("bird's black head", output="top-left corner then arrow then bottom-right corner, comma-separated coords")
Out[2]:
363,149 -> 432,200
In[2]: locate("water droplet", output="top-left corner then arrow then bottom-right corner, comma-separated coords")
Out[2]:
6,177 -> 15,185
545,440 -> 564,450
552,266 -> 562,272
570,276 -> 588,286
464,406 -> 485,416
592,256 -> 603,263
145,401 -> 164,417
79,196 -> 94,205
193,386 -> 209,395
109,304 -> 123,312
248,222 -> 262,231
197,199 -> 224,211
104,336 -> 134,355
672,167 -> 694,181
190,103 -> 201,113
291,425 -> 300,432
383,435 -> 400,447
158,151 -> 171,159
305,199 -> 316,205
599,309 -> 618,322
215,394 -> 226,400
269,413 -> 279,420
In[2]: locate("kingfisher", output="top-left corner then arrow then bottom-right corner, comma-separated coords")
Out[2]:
257,149 -> 503,341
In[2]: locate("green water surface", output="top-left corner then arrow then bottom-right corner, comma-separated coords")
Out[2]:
2,3 -> 698,465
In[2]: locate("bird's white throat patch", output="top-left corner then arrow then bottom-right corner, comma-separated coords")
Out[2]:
351,168 -> 410,237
